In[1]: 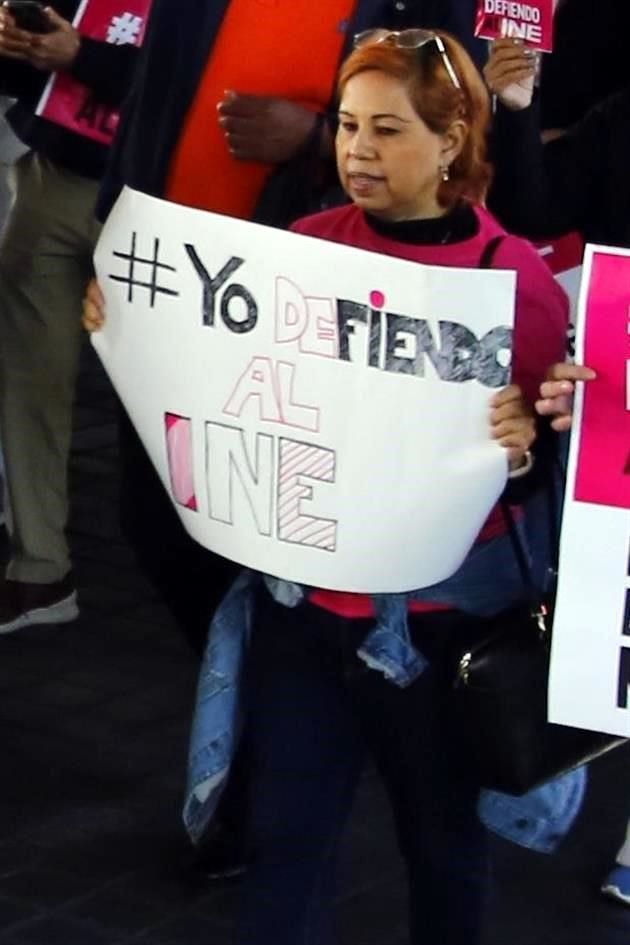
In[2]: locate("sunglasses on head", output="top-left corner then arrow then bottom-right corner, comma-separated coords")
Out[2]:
352,28 -> 462,90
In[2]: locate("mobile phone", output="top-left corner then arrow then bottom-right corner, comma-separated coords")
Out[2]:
4,1 -> 54,33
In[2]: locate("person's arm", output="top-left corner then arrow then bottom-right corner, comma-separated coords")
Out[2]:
486,40 -> 609,240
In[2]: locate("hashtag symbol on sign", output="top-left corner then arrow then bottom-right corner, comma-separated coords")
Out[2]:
109,232 -> 180,307
106,12 -> 143,45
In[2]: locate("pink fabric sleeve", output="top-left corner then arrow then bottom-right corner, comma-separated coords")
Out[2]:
492,235 -> 570,404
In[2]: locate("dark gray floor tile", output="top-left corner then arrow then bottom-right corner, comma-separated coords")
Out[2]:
0,897 -> 41,930
4,915 -> 113,945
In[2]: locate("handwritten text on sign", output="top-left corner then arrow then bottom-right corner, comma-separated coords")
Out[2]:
549,246 -> 630,737
93,188 -> 516,593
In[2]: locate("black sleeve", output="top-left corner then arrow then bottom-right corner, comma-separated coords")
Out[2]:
0,58 -> 43,100
501,418 -> 557,506
0,36 -> 138,105
69,37 -> 139,106
488,93 -> 608,240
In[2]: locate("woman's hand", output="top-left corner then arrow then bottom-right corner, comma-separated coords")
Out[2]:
483,38 -> 538,111
490,384 -> 536,471
535,362 -> 597,432
82,278 -> 106,332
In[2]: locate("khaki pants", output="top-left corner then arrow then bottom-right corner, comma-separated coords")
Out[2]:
0,151 -> 101,582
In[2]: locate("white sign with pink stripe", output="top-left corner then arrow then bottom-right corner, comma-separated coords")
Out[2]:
93,188 -> 515,593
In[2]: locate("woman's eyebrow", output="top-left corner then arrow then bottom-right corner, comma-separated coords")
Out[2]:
338,108 -> 411,122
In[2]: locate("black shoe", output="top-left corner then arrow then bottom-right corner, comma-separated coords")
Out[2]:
188,822 -> 247,881
0,573 -> 78,634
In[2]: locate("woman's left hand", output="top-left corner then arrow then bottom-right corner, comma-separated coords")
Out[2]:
490,384 -> 536,471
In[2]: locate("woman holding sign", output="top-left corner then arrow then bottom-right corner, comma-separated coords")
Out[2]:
84,29 -> 569,945
223,31 -> 568,945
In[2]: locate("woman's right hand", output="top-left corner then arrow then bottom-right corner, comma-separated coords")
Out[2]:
535,363 -> 597,432
82,278 -> 106,332
483,38 -> 538,111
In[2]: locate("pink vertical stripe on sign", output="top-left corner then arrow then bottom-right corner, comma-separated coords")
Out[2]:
574,252 -> 630,510
165,414 -> 198,511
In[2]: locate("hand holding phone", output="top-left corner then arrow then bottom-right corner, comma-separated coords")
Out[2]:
3,1 -> 54,34
0,2 -> 79,71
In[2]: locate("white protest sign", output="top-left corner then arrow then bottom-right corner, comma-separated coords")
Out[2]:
549,245 -> 630,736
93,188 -> 516,593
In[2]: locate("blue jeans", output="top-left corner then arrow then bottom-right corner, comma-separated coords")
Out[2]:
237,591 -> 490,945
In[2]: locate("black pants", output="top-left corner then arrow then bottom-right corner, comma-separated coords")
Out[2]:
237,592 -> 490,945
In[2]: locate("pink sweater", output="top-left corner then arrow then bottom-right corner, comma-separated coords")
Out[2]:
290,204 -> 569,616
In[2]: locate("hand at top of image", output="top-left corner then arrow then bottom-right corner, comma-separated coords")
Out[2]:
483,38 -> 538,111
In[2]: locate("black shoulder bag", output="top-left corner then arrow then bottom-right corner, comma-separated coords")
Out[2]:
450,497 -> 626,795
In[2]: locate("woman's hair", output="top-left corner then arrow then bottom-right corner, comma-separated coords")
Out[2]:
337,32 -> 493,207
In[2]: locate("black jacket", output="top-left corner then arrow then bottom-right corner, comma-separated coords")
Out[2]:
98,0 -> 483,221
0,0 -> 138,178
540,0 -> 630,131
489,88 -> 630,248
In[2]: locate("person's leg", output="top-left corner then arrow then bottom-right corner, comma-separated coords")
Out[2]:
351,613 -> 489,945
236,595 -> 365,945
0,152 -> 100,628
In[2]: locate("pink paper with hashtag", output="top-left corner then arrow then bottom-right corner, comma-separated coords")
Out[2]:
35,0 -> 152,145
574,251 -> 630,510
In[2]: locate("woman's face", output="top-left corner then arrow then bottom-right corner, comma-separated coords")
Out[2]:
336,69 -> 450,222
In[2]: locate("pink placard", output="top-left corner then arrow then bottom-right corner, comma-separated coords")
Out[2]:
574,252 -> 630,510
474,0 -> 554,51
36,0 -> 152,145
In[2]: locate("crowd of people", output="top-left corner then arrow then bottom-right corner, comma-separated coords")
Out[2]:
0,0 -> 628,940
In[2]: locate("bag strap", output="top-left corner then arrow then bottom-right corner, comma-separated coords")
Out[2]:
500,501 -> 550,633
478,234 -> 506,269
500,501 -> 535,591
478,232 -> 555,622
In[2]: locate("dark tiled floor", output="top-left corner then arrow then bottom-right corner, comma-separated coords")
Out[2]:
1,339 -> 630,944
